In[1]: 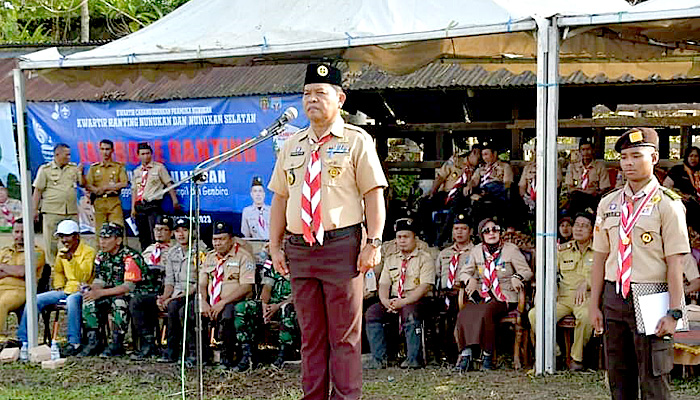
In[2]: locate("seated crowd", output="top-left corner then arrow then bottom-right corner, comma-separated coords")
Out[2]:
1,136 -> 700,374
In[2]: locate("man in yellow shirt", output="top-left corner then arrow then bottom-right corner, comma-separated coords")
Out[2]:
17,220 -> 95,355
0,219 -> 45,332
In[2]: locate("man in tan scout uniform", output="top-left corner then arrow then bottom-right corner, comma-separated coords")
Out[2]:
131,142 -> 180,250
530,212 -> 595,371
199,221 -> 256,371
470,141 -> 513,202
268,63 -> 387,400
86,139 -> 128,239
427,145 -> 482,201
566,137 -> 611,215
365,218 -> 434,369
32,143 -> 82,265
590,128 -> 688,400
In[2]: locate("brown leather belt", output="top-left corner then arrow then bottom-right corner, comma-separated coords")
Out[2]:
287,223 -> 360,246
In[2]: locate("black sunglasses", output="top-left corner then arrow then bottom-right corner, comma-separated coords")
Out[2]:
481,226 -> 502,235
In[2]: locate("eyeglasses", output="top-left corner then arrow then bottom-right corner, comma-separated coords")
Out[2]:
481,226 -> 502,235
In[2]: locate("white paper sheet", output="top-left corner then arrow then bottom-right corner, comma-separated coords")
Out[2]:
637,291 -> 683,335
125,217 -> 138,236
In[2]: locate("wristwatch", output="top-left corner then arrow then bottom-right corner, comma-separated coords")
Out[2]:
366,238 -> 382,248
666,308 -> 683,321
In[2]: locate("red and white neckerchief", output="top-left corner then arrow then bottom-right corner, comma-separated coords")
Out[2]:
0,203 -> 14,225
301,134 -> 333,245
445,166 -> 472,204
616,182 -> 659,298
258,207 -> 266,231
446,245 -> 467,289
580,164 -> 592,190
135,164 -> 150,202
209,256 -> 226,306
481,245 -> 506,302
149,242 -> 167,266
397,255 -> 413,299
480,163 -> 497,187
527,179 -> 536,201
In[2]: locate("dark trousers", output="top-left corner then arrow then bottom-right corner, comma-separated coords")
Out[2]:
286,224 -> 363,400
203,303 -> 236,364
165,296 -> 196,358
603,282 -> 673,400
135,200 -> 162,250
129,293 -> 159,349
365,300 -> 424,364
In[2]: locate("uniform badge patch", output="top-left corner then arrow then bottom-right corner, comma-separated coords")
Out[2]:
317,65 -> 329,76
414,277 -> 420,286
287,170 -> 295,185
641,232 -> 653,244
329,167 -> 341,179
609,203 -> 617,211
291,147 -> 305,156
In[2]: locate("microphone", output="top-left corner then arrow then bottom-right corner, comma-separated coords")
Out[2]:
260,107 -> 298,137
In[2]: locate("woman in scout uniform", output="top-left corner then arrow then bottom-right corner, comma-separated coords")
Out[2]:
454,218 -> 532,371
590,127 -> 689,400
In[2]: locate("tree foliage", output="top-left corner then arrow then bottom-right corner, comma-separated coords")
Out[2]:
1,0 -> 190,43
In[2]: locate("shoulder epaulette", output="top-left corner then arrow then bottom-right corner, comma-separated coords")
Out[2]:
660,186 -> 682,201
90,162 -> 100,166
601,188 -> 623,202
67,162 -> 78,167
558,241 -> 573,251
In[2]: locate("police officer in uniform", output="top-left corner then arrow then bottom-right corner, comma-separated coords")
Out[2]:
365,218 -> 435,369
86,139 -> 128,239
198,221 -> 257,371
590,128 -> 689,400
268,63 -> 387,400
529,212 -> 595,371
241,176 -> 271,240
32,143 -> 82,265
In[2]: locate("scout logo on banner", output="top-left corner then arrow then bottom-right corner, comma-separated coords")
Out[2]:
26,96 -> 306,215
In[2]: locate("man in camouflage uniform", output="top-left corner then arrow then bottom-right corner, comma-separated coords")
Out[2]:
79,223 -> 153,357
260,255 -> 299,368
199,221 -> 256,371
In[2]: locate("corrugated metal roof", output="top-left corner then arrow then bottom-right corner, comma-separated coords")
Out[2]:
1,59 -> 698,103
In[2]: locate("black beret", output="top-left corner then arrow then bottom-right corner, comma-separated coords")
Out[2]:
481,140 -> 498,152
305,63 -> 342,86
394,218 -> 417,234
137,142 -> 152,152
251,176 -> 264,187
453,212 -> 471,226
579,137 -> 594,148
212,221 -> 232,235
173,217 -> 189,230
614,128 -> 659,153
99,222 -> 124,238
155,215 -> 173,229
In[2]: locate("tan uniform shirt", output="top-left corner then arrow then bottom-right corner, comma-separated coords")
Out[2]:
459,242 -> 533,304
164,242 -> 206,298
132,161 -> 173,202
0,245 -> 46,288
0,198 -> 21,228
268,115 -> 388,234
593,178 -> 690,283
379,247 -> 435,298
565,160 -> 610,192
557,240 -> 594,298
471,161 -> 513,188
683,253 -> 700,282
86,160 -> 127,198
142,241 -> 172,267
436,242 -> 474,291
33,161 -> 81,214
199,244 -> 256,302
435,155 -> 471,192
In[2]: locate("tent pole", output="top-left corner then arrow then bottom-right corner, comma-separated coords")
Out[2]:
14,68 -> 39,349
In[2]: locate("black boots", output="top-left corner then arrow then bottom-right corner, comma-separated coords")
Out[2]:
78,330 -> 101,357
100,332 -> 125,357
232,344 -> 255,372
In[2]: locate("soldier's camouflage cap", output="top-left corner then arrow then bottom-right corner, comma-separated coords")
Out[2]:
100,222 -> 123,238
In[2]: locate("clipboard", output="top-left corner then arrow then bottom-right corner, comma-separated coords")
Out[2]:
631,282 -> 689,335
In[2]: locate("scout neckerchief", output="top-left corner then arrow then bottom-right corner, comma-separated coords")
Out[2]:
0,203 -> 14,225
580,162 -> 592,190
397,254 -> 414,299
136,164 -> 150,202
258,207 -> 266,231
481,244 -> 506,302
683,164 -> 700,197
480,162 -> 497,187
527,178 -> 536,201
445,165 -> 472,204
447,244 -> 467,289
209,256 -> 226,306
149,242 -> 168,266
617,181 -> 659,298
301,134 -> 333,245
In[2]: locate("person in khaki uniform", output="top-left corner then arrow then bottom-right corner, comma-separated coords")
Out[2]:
529,212 -> 595,371
454,218 -> 532,371
0,219 -> 45,332
565,137 -> 611,215
519,159 -> 563,213
198,221 -> 256,371
427,145 -> 482,201
0,187 -> 21,230
470,142 -> 513,203
32,143 -> 82,265
365,218 -> 435,369
131,142 -> 180,250
590,128 -> 689,400
268,64 -> 386,400
86,140 -> 128,239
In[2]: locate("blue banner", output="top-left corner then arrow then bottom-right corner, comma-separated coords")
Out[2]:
26,96 -> 307,222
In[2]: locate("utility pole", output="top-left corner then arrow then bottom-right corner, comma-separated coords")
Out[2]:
80,0 -> 89,42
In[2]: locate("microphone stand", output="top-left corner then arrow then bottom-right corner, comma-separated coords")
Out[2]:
147,123 -> 289,400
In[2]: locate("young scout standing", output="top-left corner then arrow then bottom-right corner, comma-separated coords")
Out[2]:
268,63 -> 387,400
590,128 -> 689,400
86,139 -> 128,239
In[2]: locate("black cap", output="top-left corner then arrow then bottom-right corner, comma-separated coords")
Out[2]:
305,63 -> 342,86
173,217 -> 189,230
453,212 -> 471,226
251,176 -> 264,187
481,140 -> 497,152
155,215 -> 173,230
579,137 -> 594,148
574,211 -> 595,227
212,221 -> 232,235
614,128 -> 659,153
99,222 -> 124,238
394,218 -> 417,234
137,142 -> 152,152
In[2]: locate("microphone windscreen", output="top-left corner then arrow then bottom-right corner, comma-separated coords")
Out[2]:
285,107 -> 298,121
